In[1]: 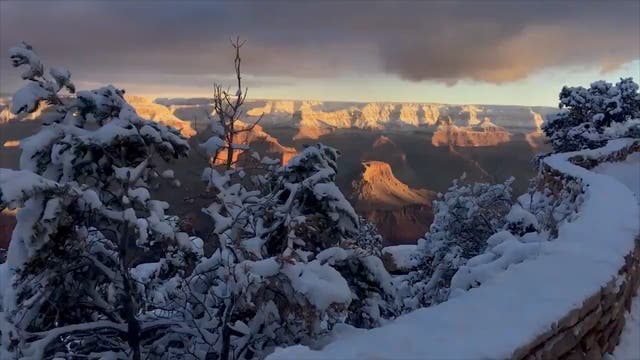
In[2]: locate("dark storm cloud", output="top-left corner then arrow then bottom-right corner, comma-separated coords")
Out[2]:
0,0 -> 638,90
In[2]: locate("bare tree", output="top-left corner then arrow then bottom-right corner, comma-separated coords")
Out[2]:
212,37 -> 263,170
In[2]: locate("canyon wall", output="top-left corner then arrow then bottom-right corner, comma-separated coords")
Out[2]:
352,161 -> 435,245
125,96 -> 196,137
361,204 -> 432,246
431,119 -> 512,147
156,98 -> 556,136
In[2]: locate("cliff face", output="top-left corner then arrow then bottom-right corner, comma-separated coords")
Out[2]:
525,110 -> 546,149
363,204 -> 433,245
431,118 -> 512,147
289,102 -> 353,139
125,96 -> 196,137
353,161 -> 433,210
368,135 -> 407,164
210,123 -> 297,167
0,107 -> 14,125
352,160 -> 435,245
0,96 -> 197,138
157,98 -> 555,140
0,97 -> 47,124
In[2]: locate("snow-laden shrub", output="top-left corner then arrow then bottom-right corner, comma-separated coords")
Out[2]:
445,169 -> 588,297
404,175 -> 514,309
518,172 -> 586,237
0,43 -> 196,359
543,78 -> 640,152
448,205 -> 546,296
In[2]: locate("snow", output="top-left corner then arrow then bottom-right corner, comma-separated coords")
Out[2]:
81,189 -> 102,210
8,43 -> 43,81
11,82 -> 49,114
0,169 -> 63,208
200,136 -> 226,157
140,124 -> 162,142
268,140 -> 640,360
591,147 -> 640,360
593,152 -> 640,204
505,204 -> 540,230
450,238 -> 543,294
190,236 -> 204,257
131,262 -> 160,283
113,159 -> 148,183
282,261 -> 352,311
607,289 -> 640,360
49,67 -> 74,92
381,245 -> 419,270
128,187 -> 150,203
242,258 -> 281,278
160,169 -> 174,179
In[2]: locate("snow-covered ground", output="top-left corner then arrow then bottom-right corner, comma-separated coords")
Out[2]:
607,292 -> 640,360
268,139 -> 640,360
594,151 -> 640,360
593,152 -> 640,204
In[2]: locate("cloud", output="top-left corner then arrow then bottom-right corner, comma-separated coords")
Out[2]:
0,1 -> 638,90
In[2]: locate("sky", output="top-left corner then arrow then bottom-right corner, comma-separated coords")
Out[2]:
0,1 -> 638,106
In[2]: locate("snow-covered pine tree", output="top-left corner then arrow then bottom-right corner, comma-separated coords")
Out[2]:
542,78 -> 640,152
0,43 -> 198,359
265,144 -> 400,330
405,175 -> 514,309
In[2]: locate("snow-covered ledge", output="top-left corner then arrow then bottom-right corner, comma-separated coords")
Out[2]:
269,139 -> 640,360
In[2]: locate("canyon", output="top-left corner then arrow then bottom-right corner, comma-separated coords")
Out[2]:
0,96 -> 554,246
157,98 -> 555,144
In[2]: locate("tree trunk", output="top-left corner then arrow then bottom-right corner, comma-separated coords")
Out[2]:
119,221 -> 141,360
225,124 -> 234,170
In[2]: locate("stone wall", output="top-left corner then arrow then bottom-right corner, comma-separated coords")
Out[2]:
513,142 -> 640,360
512,241 -> 639,360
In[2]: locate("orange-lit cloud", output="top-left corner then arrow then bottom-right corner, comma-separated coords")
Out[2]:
0,1 -> 638,93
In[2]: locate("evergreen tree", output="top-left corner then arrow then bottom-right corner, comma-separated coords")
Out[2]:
0,43 -> 196,359
543,78 -> 640,152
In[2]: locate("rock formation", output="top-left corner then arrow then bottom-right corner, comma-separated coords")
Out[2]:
525,109 -> 546,149
210,123 -> 297,167
157,98 -> 553,140
125,95 -> 196,137
432,117 -> 511,147
352,161 -> 435,245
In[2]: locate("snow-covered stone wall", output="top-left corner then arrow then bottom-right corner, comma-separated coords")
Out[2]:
269,139 -> 640,360
514,140 -> 640,359
512,239 -> 639,359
